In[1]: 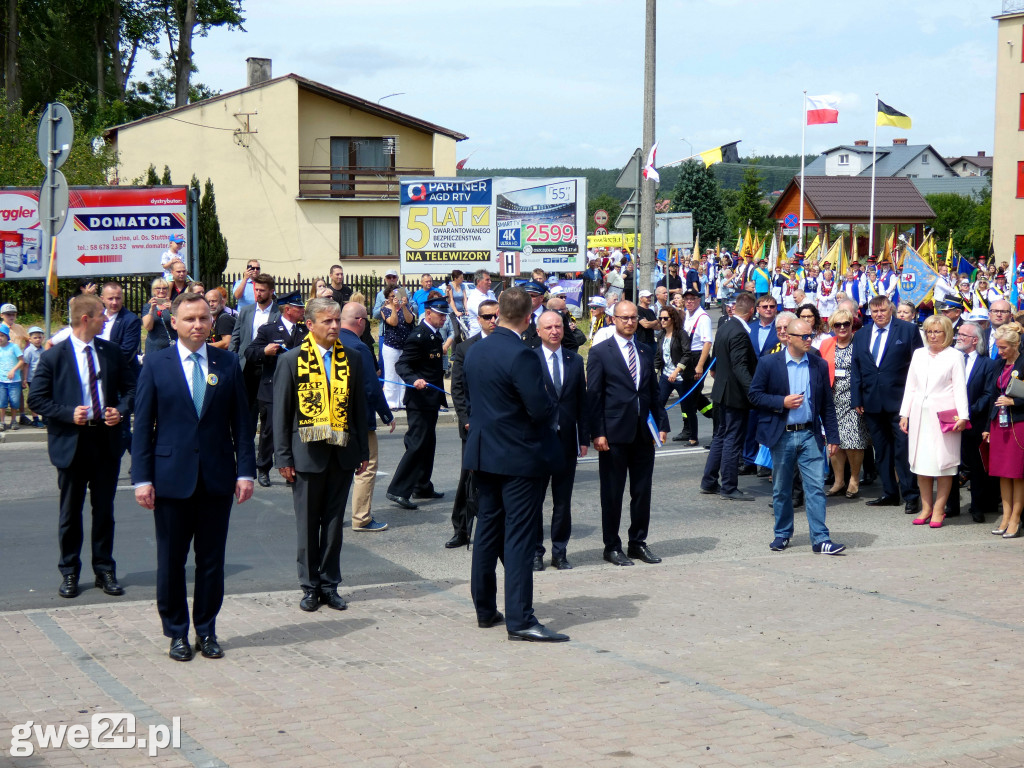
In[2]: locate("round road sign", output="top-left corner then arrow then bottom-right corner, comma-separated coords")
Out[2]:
37,102 -> 74,170
783,213 -> 799,228
594,209 -> 609,227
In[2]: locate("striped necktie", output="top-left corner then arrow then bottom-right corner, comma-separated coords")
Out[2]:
83,346 -> 102,420
626,341 -> 638,389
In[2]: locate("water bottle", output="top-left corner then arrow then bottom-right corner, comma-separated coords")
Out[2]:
999,406 -> 1010,428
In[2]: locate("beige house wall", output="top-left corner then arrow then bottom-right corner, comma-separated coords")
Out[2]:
993,13 -> 1024,263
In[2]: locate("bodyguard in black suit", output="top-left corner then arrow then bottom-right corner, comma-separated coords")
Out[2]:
446,299 -> 499,549
101,281 -> 141,374
701,292 -> 759,500
228,273 -> 279,433
244,291 -> 308,487
464,287 -> 564,641
534,310 -> 589,571
274,298 -> 369,613
132,293 -> 256,661
29,294 -> 135,599
951,323 -> 999,522
587,300 -> 670,566
386,296 -> 449,509
850,295 -> 923,512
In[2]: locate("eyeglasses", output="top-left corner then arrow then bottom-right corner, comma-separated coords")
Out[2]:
832,321 -> 851,329
659,316 -> 671,321
614,315 -> 639,322
794,334 -> 814,341
477,313 -> 497,321
955,334 -> 974,341
799,314 -> 815,320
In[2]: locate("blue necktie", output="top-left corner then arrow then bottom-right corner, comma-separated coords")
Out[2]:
871,327 -> 886,364
323,349 -> 332,379
190,352 -> 205,416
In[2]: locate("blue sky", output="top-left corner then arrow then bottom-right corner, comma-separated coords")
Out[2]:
182,0 -> 997,169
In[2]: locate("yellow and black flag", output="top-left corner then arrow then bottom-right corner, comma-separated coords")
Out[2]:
876,99 -> 911,129
699,141 -> 741,167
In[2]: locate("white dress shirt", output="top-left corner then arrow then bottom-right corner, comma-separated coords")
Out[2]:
251,304 -> 272,337
543,346 -> 561,388
614,333 -> 641,390
67,334 -> 104,419
177,342 -> 208,398
871,320 -> 892,367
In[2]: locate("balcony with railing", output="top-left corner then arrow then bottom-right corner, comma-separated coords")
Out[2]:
297,166 -> 434,200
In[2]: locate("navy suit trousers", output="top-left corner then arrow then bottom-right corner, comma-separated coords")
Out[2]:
598,415 -> 656,552
703,405 -> 749,494
863,411 -> 917,502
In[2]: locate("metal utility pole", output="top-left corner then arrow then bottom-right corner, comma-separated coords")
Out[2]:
638,0 -> 656,299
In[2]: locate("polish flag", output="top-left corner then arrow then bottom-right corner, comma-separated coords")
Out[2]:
643,142 -> 660,183
806,95 -> 839,125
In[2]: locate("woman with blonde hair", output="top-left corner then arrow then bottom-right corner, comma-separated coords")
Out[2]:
141,276 -> 174,356
983,321 -> 1024,537
899,315 -> 969,527
820,307 -> 869,497
309,277 -> 330,301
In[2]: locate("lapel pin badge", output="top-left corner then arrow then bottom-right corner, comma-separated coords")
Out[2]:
206,373 -> 219,386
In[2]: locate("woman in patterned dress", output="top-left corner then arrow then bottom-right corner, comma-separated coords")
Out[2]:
819,307 -> 868,498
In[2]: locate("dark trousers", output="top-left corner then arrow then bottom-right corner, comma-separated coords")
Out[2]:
470,471 -> 546,632
387,407 -> 438,497
598,417 -> 656,552
256,397 -> 274,472
243,365 -> 262,436
153,480 -> 232,639
293,453 -> 355,591
864,410 -> 917,502
742,408 -> 760,464
959,430 -> 999,515
703,404 -> 749,494
57,427 -> 120,577
451,440 -> 477,538
537,452 -> 578,559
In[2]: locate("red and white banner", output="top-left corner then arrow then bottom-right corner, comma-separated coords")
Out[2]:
643,143 -> 660,183
0,186 -> 188,280
806,95 -> 839,125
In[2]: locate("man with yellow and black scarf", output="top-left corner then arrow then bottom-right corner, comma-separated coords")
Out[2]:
273,297 -> 369,613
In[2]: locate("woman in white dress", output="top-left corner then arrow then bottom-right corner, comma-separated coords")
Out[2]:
899,315 -> 970,528
815,267 -> 838,322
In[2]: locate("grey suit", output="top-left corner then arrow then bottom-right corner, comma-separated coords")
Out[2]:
229,300 -> 279,436
273,344 -> 369,591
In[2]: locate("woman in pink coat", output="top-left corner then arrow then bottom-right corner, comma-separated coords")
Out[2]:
899,315 -> 970,528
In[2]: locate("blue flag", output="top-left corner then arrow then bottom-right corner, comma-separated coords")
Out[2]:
1012,251 -> 1020,310
898,244 -> 939,307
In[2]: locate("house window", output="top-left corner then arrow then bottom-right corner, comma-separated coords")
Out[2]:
921,154 -> 928,164
1018,161 -> 1024,198
339,216 -> 398,257
838,154 -> 849,165
963,163 -> 969,172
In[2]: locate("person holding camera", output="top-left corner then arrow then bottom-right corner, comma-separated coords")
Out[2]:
232,259 -> 262,310
379,285 -> 415,411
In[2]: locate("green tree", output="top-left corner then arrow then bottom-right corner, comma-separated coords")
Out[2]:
669,160 -> 729,245
192,174 -> 228,281
586,193 -> 621,233
732,163 -> 772,234
143,163 -> 160,184
925,188 -> 991,259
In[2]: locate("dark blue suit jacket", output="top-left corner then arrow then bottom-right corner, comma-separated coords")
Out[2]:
966,354 -> 998,434
850,318 -> 923,413
535,345 -> 589,457
586,335 -> 670,444
131,344 -> 256,498
463,326 -> 557,477
106,307 -> 141,374
339,328 -> 392,432
749,320 -> 779,357
747,350 -> 840,450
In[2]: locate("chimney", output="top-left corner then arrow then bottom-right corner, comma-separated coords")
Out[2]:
246,57 -> 272,87
854,140 -> 869,146
978,151 -> 986,157
892,138 -> 907,146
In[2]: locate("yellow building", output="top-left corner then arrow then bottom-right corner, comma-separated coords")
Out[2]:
993,5 -> 1024,265
106,59 -> 466,278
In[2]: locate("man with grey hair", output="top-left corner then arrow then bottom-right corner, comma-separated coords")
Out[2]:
951,321 -> 999,523
274,297 -> 369,613
988,299 -> 1013,360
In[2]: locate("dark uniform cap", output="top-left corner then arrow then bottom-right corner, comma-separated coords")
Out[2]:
522,280 -> 547,295
424,297 -> 450,315
278,291 -> 305,307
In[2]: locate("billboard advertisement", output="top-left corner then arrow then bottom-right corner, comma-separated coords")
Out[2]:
0,186 -> 188,280
400,177 -> 587,273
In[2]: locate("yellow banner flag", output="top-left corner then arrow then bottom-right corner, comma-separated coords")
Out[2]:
47,236 -> 58,299
825,235 -> 847,276
804,233 -> 821,263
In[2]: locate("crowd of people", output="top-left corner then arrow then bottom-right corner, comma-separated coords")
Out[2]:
12,234 -> 1024,655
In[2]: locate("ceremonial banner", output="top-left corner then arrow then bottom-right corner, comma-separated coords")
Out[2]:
899,244 -> 940,307
401,177 -> 587,272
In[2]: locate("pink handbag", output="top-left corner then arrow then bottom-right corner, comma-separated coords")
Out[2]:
937,409 -> 968,433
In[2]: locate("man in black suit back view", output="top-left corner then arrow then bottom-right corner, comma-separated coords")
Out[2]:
701,291 -> 758,501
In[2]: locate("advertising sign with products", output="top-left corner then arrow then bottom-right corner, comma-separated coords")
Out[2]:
400,177 -> 587,273
0,186 -> 188,280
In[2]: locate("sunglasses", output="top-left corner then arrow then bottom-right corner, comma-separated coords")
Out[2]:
794,334 -> 814,341
832,322 -> 851,329
659,316 -> 671,321
477,313 -> 497,321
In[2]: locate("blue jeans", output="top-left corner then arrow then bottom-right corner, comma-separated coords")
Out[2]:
0,380 -> 21,410
769,429 -> 830,544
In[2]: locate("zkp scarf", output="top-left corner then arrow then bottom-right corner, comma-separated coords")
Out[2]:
296,333 -> 351,445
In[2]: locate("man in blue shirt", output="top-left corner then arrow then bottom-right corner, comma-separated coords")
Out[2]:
411,273 -> 436,320
748,318 -> 846,555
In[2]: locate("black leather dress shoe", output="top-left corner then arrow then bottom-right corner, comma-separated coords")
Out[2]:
94,571 -> 125,596
603,550 -> 634,566
720,489 -> 754,501
477,611 -> 504,628
737,464 -> 757,476
299,589 -> 320,612
866,495 -> 900,507
508,624 -> 570,642
319,587 -> 347,611
58,574 -> 79,598
551,556 -> 573,570
671,431 -> 690,442
861,473 -> 877,486
699,484 -> 721,494
386,493 -> 419,510
756,467 -> 771,478
169,637 -> 193,662
413,490 -> 444,499
904,499 -> 921,514
445,532 -> 469,549
195,635 -> 224,659
627,543 -> 662,564
532,555 -> 545,572
971,510 -> 986,523
257,471 -> 271,488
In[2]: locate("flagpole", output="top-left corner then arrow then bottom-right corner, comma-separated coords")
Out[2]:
868,92 -> 878,262
798,90 -> 807,252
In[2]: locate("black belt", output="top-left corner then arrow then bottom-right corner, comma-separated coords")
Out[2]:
82,419 -> 103,427
785,422 -> 813,432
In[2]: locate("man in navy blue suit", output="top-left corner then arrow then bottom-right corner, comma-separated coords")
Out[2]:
100,281 -> 141,455
850,295 -> 923,512
587,300 -> 670,567
132,292 -> 256,662
533,310 -> 589,571
951,322 -> 999,522
464,287 -> 565,642
29,294 -> 135,599
749,318 -> 845,554
740,294 -> 780,473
